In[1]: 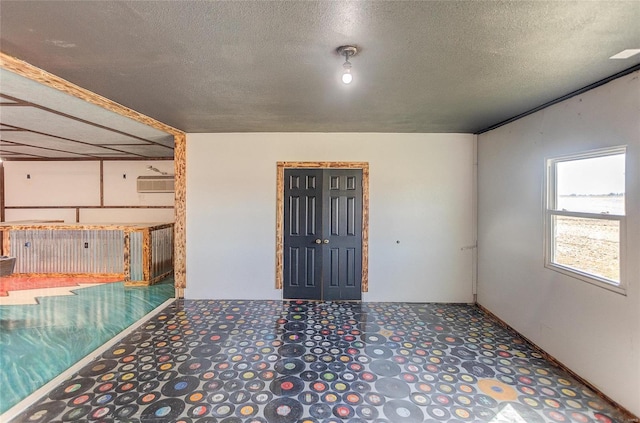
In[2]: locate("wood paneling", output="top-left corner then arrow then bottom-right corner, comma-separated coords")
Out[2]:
276,162 -> 369,292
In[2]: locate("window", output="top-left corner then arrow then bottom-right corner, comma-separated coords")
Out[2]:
545,147 -> 626,294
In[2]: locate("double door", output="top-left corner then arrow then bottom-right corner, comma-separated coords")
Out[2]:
283,168 -> 363,300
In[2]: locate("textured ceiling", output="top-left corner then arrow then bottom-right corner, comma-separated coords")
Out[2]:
0,1 -> 639,142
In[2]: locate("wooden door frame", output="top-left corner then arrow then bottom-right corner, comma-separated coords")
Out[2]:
276,161 -> 369,292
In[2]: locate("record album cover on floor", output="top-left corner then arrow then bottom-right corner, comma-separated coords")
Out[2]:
8,300 -> 628,423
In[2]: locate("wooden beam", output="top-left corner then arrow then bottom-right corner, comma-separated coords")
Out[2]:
99,160 -> 104,207
0,162 -> 5,222
0,222 -> 167,231
173,133 -> 186,295
2,230 -> 9,256
0,52 -> 184,137
11,272 -> 124,278
142,229 -> 151,283
123,231 -> 130,282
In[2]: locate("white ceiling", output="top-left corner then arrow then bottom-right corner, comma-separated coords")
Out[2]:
0,1 -> 639,159
0,70 -> 175,160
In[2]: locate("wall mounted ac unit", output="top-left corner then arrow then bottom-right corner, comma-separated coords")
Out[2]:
137,176 -> 175,193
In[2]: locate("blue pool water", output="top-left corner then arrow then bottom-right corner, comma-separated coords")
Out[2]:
0,280 -> 174,413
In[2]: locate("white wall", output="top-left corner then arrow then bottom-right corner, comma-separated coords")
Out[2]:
478,71 -> 640,415
186,133 -> 475,302
3,160 -> 174,223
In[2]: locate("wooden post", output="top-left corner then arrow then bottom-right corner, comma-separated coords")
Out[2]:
173,133 -> 187,297
0,162 -> 5,223
123,231 -> 130,282
142,229 -> 151,283
2,230 -> 10,257
275,164 -> 285,289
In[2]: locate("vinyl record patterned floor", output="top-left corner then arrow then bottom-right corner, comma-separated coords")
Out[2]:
8,300 -> 630,423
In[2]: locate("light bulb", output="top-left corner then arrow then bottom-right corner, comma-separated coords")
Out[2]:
342,69 -> 353,84
342,60 -> 353,84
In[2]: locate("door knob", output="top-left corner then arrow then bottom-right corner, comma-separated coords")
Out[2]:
323,239 -> 329,244
315,239 -> 322,244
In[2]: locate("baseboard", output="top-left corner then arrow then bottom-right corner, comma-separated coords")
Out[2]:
476,303 -> 639,422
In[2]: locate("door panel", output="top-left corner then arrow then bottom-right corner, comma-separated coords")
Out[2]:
284,169 -> 322,299
284,168 -> 362,301
323,169 -> 362,300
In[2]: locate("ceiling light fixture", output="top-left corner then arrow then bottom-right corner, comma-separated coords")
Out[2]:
337,45 -> 358,84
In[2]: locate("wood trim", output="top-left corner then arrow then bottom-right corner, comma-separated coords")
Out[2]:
361,164 -> 369,291
275,161 -> 370,292
0,52 -> 184,137
2,230 -> 9,256
5,206 -> 174,209
0,93 -> 176,148
149,223 -> 175,231
476,304 -> 639,422
0,222 -> 169,230
173,133 -> 186,294
0,162 -> 5,222
275,164 -> 284,290
1,124 -> 147,158
1,157 -> 174,162
124,280 -> 151,287
10,272 -> 124,278
99,160 -> 104,206
142,229 -> 151,282
123,232 -> 130,282
150,269 -> 174,285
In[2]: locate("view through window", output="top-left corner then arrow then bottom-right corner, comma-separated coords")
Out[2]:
546,147 -> 626,293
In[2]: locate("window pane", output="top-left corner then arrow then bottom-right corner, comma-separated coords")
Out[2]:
552,215 -> 620,283
556,154 -> 625,214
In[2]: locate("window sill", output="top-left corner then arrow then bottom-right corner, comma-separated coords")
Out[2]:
545,262 -> 626,296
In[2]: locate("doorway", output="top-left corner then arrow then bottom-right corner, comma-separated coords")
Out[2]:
276,162 -> 369,300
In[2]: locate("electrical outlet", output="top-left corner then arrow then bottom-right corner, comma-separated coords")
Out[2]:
84,242 -> 89,248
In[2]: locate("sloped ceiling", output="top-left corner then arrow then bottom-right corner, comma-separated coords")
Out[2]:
0,1 -> 639,160
0,69 -> 175,160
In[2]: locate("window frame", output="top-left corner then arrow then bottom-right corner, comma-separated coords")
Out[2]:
544,146 -> 627,295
